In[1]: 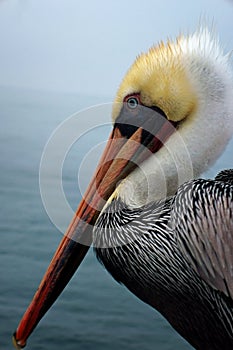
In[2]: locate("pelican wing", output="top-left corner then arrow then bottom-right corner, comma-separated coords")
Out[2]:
172,178 -> 233,299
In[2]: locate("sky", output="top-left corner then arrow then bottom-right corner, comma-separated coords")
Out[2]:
0,0 -> 233,98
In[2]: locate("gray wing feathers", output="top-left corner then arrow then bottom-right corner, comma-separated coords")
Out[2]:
172,179 -> 233,299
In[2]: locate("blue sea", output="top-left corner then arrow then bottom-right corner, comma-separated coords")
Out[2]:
1,86 -> 232,350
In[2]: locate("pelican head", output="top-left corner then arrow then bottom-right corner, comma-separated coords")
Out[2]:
112,28 -> 233,207
13,27 -> 233,348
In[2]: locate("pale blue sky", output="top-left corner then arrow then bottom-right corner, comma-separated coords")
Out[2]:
0,0 -> 233,97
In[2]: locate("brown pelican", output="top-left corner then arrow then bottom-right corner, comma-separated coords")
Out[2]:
13,28 -> 233,349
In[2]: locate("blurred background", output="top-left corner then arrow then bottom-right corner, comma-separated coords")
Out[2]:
0,0 -> 233,349
1,0 -> 233,96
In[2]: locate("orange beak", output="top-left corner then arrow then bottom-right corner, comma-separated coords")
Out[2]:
13,107 -> 176,349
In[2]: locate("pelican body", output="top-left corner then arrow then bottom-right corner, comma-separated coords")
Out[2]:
95,175 -> 233,349
13,28 -> 233,349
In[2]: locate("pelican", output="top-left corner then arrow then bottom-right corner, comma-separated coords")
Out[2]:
13,28 -> 233,349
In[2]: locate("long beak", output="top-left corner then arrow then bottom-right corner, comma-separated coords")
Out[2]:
13,111 -> 175,349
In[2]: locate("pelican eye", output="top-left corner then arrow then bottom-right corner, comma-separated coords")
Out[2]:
126,96 -> 139,109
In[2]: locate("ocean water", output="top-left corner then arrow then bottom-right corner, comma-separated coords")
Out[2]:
0,86 -> 232,350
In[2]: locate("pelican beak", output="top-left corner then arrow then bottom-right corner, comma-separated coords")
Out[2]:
13,107 -> 176,349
